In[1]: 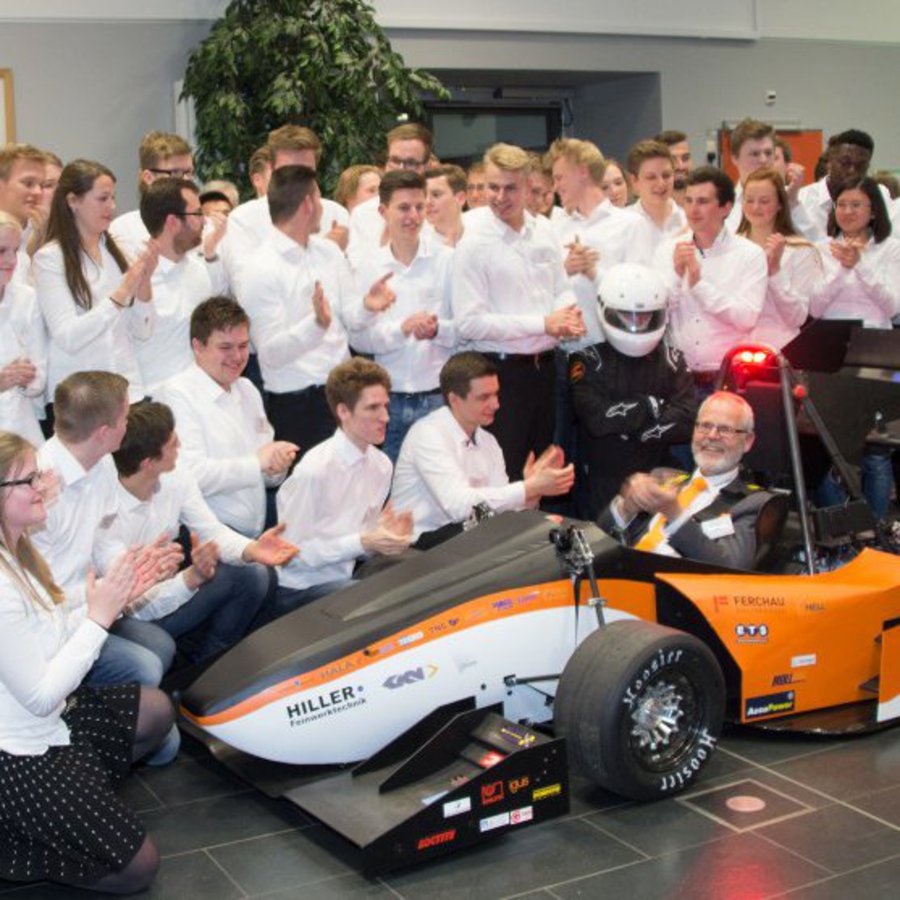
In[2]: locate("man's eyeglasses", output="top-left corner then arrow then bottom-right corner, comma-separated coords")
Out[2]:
148,167 -> 196,179
387,156 -> 426,171
0,471 -> 45,489
694,421 -> 749,438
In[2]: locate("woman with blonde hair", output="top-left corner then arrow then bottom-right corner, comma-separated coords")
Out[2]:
737,166 -> 823,349
0,212 -> 47,445
0,431 -> 171,893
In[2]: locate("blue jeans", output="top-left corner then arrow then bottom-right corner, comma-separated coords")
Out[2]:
254,578 -> 353,628
816,449 -> 893,520
383,391 -> 444,463
156,562 -> 270,662
87,618 -> 176,687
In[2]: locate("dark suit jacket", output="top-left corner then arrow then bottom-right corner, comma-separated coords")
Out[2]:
597,474 -> 777,571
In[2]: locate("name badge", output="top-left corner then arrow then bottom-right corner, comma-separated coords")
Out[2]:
701,514 -> 735,539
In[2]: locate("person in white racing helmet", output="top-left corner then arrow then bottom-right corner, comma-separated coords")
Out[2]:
569,263 -> 697,517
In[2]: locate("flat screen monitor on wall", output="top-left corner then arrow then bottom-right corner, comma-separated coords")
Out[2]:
424,102 -> 563,165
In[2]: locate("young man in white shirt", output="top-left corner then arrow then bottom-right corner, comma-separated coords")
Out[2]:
348,170 -> 456,461
654,130 -> 694,207
725,118 -> 777,232
652,167 -> 767,393
272,358 -> 411,620
33,372 -> 181,688
133,178 -> 228,394
453,142 -> 585,480
239,164 -> 378,456
391,352 -> 575,548
157,297 -> 298,537
221,125 -> 349,288
0,143 -> 46,284
425,164 -> 467,247
624,140 -> 688,264
112,401 -> 298,660
348,123 -> 435,263
108,131 -> 195,261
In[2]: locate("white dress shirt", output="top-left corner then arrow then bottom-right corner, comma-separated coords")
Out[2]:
809,235 -> 900,328
134,252 -> 226,395
551,201 -> 642,349
33,239 -> 154,402
347,195 -> 438,269
276,428 -> 392,589
156,363 -> 272,536
237,228 -> 351,393
108,208 -> 149,262
797,178 -> 894,244
452,207 -> 577,354
0,548 -> 105,755
221,195 -> 348,290
391,406 -> 526,540
621,200 -> 689,266
751,242 -> 823,350
0,279 -> 48,446
652,228 -> 768,372
32,436 -> 125,595
111,466 -> 251,621
347,236 -> 456,392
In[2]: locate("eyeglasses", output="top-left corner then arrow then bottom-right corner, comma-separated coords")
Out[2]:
694,421 -> 749,438
387,156 -> 426,171
148,167 -> 196,179
0,470 -> 45,489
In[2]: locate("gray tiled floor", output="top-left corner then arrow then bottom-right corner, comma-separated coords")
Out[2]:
1,723 -> 898,899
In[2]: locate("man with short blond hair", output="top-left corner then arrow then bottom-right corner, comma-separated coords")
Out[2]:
452,142 -> 584,479
425,164 -> 467,246
109,131 -> 195,259
0,142 -> 47,281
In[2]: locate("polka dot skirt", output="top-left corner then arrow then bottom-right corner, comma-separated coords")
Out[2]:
0,683 -> 146,887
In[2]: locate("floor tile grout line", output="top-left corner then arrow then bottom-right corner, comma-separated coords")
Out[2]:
158,825 -> 307,859
578,813 -> 652,859
140,785 -> 257,811
133,770 -> 166,807
247,871 -> 388,899
766,849 -> 900,898
710,747 -> 900,832
377,874 -> 407,900
751,829 -> 838,876
718,741 -> 846,767
541,856 -> 650,894
203,848 -> 250,898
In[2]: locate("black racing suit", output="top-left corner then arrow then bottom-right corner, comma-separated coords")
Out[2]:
570,339 -> 697,518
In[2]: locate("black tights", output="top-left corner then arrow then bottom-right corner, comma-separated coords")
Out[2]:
84,687 -> 174,895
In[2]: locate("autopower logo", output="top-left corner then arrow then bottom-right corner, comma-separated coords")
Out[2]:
745,690 -> 795,720
382,664 -> 438,690
284,685 -> 366,728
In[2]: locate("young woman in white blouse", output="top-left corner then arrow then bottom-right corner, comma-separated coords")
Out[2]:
0,213 -> 47,446
810,176 -> 900,328
737,167 -> 823,350
0,431 -> 171,893
32,160 -> 158,408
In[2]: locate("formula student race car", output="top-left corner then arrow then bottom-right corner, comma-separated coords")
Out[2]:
180,340 -> 900,869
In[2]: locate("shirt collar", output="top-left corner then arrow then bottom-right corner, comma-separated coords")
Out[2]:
333,427 -> 368,466
115,477 -> 155,512
188,362 -> 230,402
441,406 -> 479,448
565,198 -> 614,226
694,466 -> 740,490
690,226 -> 732,257
42,435 -> 90,487
268,225 -> 307,259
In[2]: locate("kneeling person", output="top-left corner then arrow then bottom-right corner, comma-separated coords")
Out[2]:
391,352 -> 575,548
599,392 -> 775,569
273,359 -> 412,619
111,402 -> 298,661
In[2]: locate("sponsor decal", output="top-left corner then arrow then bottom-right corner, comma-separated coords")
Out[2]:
712,595 -> 729,613
622,648 -> 684,708
481,780 -> 505,806
285,685 -> 366,727
772,673 -> 803,687
745,690 -> 795,719
532,783 -> 562,802
443,797 -> 472,818
508,776 -> 530,794
382,664 -> 439,690
417,829 -> 456,851
735,623 -> 769,644
478,751 -> 505,768
732,595 -> 785,609
492,598 -> 514,611
804,602 -> 825,613
606,401 -> 640,418
428,618 -> 460,635
510,806 -> 534,825
479,812 -> 510,833
658,728 -> 717,792
498,726 -> 536,748
640,422 -> 676,442
791,653 -> 817,668
569,360 -> 585,383
363,642 -> 394,657
397,631 -> 424,647
421,790 -> 449,806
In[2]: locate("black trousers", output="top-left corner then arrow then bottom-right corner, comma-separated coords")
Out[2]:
265,384 -> 334,461
483,351 -> 556,481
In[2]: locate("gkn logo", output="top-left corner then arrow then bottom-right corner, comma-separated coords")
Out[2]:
383,664 -> 439,689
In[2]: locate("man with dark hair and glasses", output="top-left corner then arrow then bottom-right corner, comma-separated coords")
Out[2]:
598,391 -> 778,570
134,178 -> 228,394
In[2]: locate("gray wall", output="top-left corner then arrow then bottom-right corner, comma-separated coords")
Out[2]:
2,18 -> 900,212
0,21 -> 211,210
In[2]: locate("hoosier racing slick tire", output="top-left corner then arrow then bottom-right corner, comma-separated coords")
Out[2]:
555,620 -> 724,800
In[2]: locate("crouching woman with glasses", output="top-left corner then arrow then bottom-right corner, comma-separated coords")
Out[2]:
0,431 -> 171,893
